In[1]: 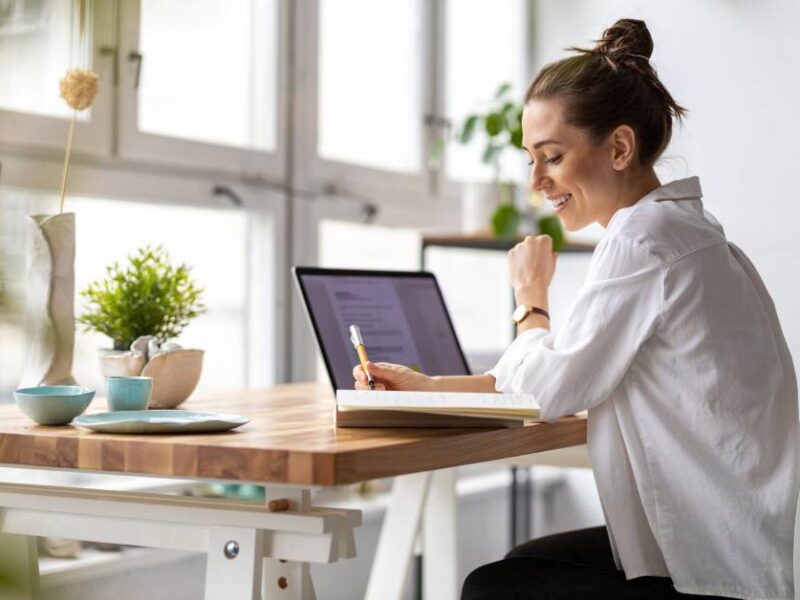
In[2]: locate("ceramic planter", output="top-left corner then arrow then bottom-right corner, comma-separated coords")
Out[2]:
98,336 -> 203,409
19,213 -> 77,388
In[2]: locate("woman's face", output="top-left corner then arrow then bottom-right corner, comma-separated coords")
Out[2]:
521,98 -> 623,231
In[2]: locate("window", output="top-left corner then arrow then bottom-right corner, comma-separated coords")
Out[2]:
137,0 -> 278,152
294,0 -> 436,207
0,0 -> 114,153
318,0 -> 425,173
118,0 -> 285,177
444,0 -> 527,183
0,0 -> 536,386
0,0 -> 89,118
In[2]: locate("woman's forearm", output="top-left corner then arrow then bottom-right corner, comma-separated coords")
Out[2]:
429,374 -> 498,393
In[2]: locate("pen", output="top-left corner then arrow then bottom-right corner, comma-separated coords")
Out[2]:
349,324 -> 376,390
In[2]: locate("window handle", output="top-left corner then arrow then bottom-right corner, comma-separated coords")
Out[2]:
127,51 -> 143,89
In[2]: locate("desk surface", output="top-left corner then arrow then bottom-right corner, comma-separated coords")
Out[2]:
0,384 -> 587,486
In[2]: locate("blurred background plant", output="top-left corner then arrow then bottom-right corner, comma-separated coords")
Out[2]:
447,82 -> 564,247
458,82 -> 524,182
77,245 -> 206,350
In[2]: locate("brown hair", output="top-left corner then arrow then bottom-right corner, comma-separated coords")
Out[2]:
525,19 -> 687,166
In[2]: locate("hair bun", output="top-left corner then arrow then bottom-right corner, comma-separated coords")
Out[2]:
594,18 -> 653,59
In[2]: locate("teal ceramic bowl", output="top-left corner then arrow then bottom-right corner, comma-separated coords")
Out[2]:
14,386 -> 96,426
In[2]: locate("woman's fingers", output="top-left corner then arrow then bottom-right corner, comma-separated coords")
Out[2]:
355,380 -> 387,391
352,364 -> 368,384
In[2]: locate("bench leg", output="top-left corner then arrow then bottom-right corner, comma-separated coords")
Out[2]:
261,488 -> 316,600
0,530 -> 40,600
205,525 -> 264,600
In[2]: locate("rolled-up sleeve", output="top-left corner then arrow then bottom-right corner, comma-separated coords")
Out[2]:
488,235 -> 664,421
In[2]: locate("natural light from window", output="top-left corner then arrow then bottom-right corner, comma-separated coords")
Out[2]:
138,0 -> 278,151
318,0 -> 424,173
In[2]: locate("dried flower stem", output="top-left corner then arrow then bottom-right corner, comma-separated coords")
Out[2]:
59,110 -> 77,214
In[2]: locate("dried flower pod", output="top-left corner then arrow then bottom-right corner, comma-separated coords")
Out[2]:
59,68 -> 99,111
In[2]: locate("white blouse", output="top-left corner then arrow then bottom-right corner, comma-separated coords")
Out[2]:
490,177 -> 799,599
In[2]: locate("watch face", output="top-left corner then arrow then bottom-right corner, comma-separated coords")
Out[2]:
512,304 -> 528,323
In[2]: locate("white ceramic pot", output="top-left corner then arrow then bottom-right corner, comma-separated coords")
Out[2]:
98,337 -> 204,409
20,213 -> 77,387
142,349 -> 204,409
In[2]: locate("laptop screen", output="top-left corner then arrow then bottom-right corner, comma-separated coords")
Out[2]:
294,268 -> 471,390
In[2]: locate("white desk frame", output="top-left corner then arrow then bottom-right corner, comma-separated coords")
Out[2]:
0,476 -> 360,600
0,468 -> 458,600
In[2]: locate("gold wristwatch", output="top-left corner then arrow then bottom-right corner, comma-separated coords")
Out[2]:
512,304 -> 550,324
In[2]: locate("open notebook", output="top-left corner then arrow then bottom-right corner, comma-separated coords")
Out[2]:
335,390 -> 541,428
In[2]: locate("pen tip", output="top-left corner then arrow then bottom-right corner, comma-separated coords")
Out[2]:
369,381 -> 376,390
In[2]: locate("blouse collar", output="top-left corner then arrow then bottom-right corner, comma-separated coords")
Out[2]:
605,176 -> 703,231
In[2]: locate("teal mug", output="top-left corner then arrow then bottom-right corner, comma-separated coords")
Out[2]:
106,376 -> 152,411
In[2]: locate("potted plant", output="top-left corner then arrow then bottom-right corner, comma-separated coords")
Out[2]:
77,245 -> 207,408
454,83 -> 564,248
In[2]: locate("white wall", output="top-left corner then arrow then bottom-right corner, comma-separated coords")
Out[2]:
530,0 -> 800,362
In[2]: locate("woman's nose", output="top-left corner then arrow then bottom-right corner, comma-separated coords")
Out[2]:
530,164 -> 550,192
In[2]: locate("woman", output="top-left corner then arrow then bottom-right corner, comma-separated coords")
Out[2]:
354,18 -> 798,600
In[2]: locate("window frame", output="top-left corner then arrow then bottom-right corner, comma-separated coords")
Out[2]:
0,0 -> 536,385
292,0 -> 447,212
0,0 -> 116,157
116,0 -> 289,180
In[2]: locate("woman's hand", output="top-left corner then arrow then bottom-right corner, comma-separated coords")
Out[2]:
352,362 -> 434,391
508,235 -> 557,306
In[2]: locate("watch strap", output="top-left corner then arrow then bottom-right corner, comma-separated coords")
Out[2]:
528,306 -> 550,321
513,305 -> 550,324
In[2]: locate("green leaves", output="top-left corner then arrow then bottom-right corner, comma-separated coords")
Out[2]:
491,203 -> 521,239
456,81 -> 525,176
459,115 -> 478,144
538,214 -> 565,252
494,82 -> 513,99
77,245 -> 206,350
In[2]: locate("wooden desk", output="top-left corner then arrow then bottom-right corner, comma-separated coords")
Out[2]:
0,384 -> 587,600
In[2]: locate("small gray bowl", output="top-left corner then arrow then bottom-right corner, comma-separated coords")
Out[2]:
14,386 -> 96,426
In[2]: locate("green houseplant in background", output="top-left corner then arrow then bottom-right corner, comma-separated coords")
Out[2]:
78,245 -> 205,350
456,83 -> 564,249
78,245 -> 207,409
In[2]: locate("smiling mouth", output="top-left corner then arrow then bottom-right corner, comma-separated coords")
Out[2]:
549,193 -> 572,213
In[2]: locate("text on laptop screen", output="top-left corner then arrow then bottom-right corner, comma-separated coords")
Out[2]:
298,273 -> 470,390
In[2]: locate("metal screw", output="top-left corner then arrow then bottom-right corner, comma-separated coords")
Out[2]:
224,540 -> 239,559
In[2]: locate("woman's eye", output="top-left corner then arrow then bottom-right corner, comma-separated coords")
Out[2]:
545,154 -> 563,165
527,160 -> 534,166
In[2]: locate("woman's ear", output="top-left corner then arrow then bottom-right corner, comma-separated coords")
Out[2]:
609,125 -> 636,170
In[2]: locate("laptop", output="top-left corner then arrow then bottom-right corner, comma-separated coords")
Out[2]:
292,267 -> 472,392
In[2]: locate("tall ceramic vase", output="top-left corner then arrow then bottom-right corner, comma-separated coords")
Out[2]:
19,213 -> 77,387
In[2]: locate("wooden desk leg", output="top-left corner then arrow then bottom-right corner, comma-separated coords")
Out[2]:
422,469 -> 458,600
0,530 -> 40,600
204,525 -> 264,600
365,472 -> 431,600
262,488 -> 316,600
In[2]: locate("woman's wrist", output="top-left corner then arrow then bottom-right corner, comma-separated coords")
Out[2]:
516,313 -> 550,334
514,284 -> 549,312
429,374 -> 497,393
